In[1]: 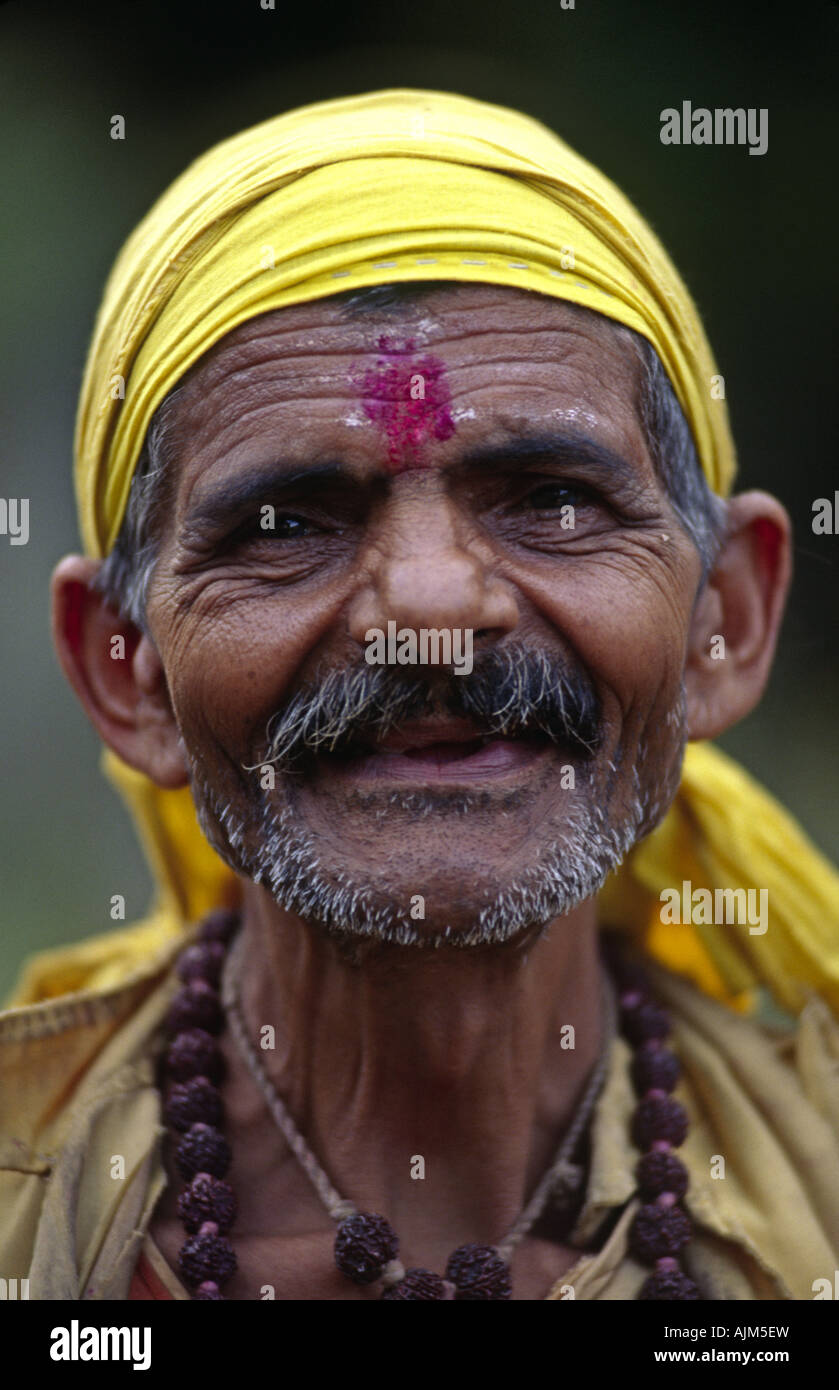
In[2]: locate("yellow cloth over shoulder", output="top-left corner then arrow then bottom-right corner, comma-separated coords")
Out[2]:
12,89 -> 837,1013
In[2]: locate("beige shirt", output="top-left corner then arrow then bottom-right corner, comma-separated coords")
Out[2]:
1,923 -> 837,1300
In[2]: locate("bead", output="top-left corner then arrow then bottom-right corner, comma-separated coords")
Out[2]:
175,1123 -> 232,1181
637,1150 -> 689,1200
166,980 -> 223,1037
621,1000 -> 671,1045
381,1268 -> 448,1299
631,1046 -> 681,1095
194,1281 -> 224,1300
639,1269 -> 700,1300
178,1231 -> 237,1288
165,1076 -> 223,1132
629,1203 -> 692,1262
177,1173 -> 237,1234
445,1244 -> 512,1300
177,941 -> 226,986
198,909 -> 241,945
334,1213 -> 398,1285
632,1095 -> 689,1150
166,1028 -> 225,1084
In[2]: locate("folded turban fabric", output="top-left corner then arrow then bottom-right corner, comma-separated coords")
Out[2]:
15,89 -> 837,1013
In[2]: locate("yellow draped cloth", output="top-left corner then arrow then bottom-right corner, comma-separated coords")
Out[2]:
10,89 -> 838,1015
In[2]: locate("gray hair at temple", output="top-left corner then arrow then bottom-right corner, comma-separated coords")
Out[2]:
93,283 -> 729,631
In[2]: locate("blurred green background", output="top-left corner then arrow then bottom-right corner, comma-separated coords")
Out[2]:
1,0 -> 837,999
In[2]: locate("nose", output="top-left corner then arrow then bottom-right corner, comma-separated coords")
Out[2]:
347,494 -> 519,655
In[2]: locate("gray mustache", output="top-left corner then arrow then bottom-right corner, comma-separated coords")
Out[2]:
252,645 -> 602,773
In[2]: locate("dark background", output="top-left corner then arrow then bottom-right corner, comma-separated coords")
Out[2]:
1,0 -> 836,997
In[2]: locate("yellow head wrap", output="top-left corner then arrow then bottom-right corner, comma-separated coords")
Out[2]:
13,90 -> 837,1013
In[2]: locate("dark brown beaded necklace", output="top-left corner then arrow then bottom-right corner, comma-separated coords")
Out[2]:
158,908 -> 700,1300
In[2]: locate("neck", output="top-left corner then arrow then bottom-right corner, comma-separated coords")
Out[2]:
229,883 -> 607,1267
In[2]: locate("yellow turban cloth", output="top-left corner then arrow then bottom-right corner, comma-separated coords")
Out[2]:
13,90 -> 838,1014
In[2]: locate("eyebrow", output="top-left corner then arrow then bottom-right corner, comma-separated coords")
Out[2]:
452,431 -> 639,487
182,462 -> 349,536
180,430 -> 641,537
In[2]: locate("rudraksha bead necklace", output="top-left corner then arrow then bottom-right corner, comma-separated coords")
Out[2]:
159,908 -> 700,1300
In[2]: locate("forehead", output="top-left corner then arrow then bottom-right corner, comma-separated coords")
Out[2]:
173,282 -> 638,409
164,283 -> 648,498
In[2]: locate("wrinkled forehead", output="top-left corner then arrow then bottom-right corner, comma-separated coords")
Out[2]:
173,284 -> 641,407
165,283 -> 645,460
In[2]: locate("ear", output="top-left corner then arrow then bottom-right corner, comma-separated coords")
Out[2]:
51,554 -> 190,789
684,491 -> 792,741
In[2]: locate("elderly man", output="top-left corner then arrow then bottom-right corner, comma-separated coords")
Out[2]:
1,90 -> 838,1303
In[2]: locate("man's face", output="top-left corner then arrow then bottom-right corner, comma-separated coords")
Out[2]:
147,285 -> 702,948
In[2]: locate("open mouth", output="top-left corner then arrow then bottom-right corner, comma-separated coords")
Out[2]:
318,718 -> 554,784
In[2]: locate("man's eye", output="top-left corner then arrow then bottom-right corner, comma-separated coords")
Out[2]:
266,515 -> 312,538
235,513 -> 315,541
522,482 -> 589,509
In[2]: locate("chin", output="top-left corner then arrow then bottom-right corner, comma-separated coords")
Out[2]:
188,756 -> 646,952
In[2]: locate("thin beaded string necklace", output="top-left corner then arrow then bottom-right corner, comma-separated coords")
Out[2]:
222,923 -> 615,1296
160,908 -> 700,1300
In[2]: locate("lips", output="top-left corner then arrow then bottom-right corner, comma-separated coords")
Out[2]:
321,717 -> 551,784
374,717 -> 497,755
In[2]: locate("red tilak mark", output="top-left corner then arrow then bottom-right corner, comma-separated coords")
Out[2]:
353,335 -> 456,473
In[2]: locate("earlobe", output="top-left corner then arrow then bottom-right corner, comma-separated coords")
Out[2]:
50,554 -> 190,789
684,492 -> 791,741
